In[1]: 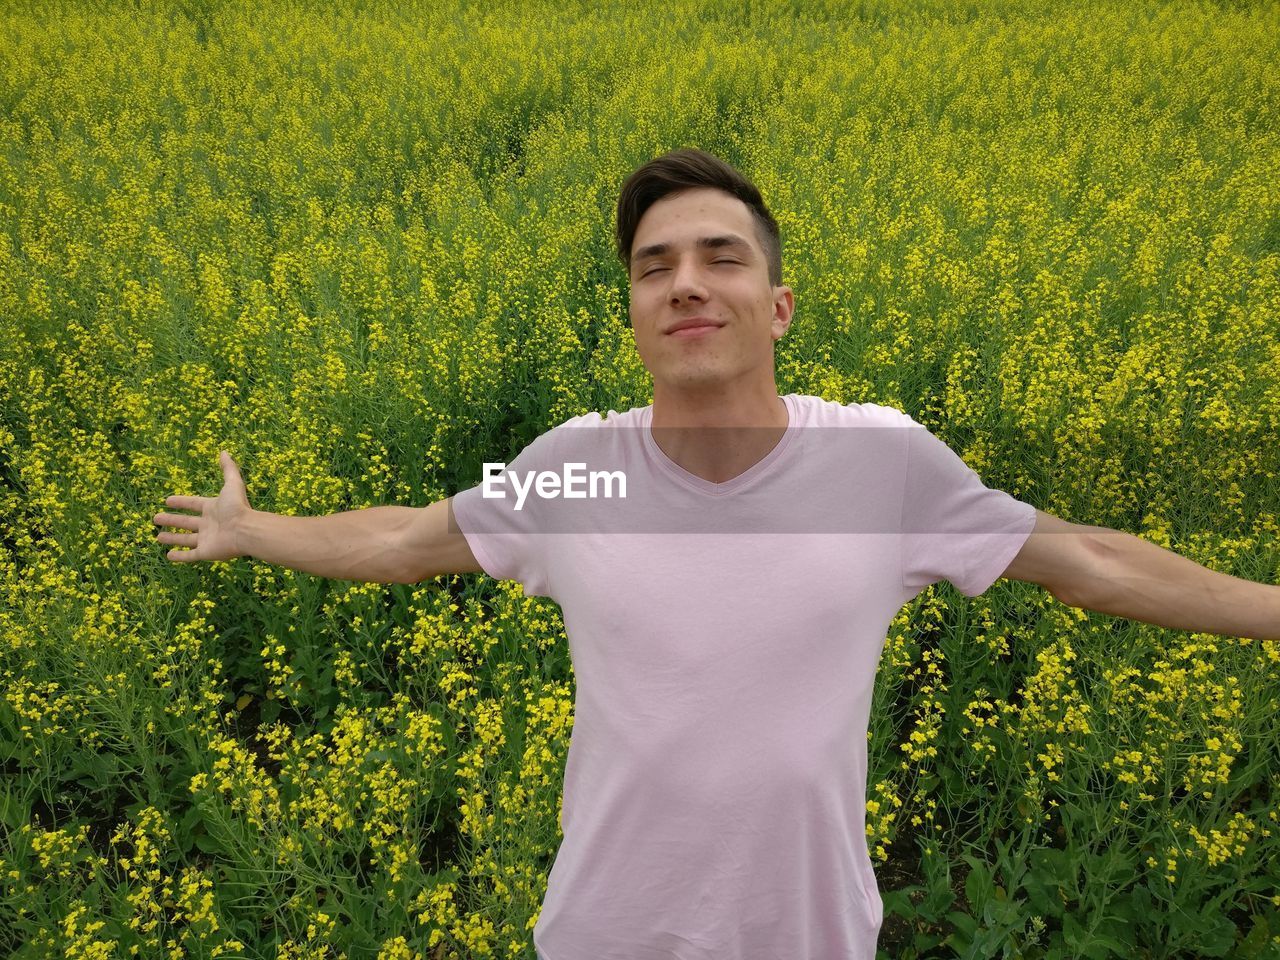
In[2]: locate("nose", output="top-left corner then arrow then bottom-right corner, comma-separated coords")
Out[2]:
668,260 -> 709,307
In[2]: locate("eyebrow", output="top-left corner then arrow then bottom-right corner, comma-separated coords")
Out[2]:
632,233 -> 753,266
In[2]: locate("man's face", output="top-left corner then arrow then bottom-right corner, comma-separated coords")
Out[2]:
627,187 -> 793,392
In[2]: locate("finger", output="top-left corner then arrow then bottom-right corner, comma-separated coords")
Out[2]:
164,496 -> 206,511
221,451 -> 245,488
158,532 -> 197,547
154,513 -> 202,530
168,547 -> 201,562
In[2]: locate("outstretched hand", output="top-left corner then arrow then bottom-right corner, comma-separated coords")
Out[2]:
153,451 -> 253,563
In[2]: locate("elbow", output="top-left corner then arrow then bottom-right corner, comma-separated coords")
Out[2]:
1055,527 -> 1118,610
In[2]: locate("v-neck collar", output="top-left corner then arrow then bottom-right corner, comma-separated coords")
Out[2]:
641,393 -> 800,497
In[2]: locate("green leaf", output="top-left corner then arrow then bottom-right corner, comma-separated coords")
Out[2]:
1078,946 -> 1114,960
1030,847 -> 1074,885
881,886 -> 922,920
1237,913 -> 1273,958
1098,845 -> 1136,875
1063,911 -> 1084,944
178,804 -> 205,833
964,854 -> 994,913
260,697 -> 283,724
982,896 -> 1021,927
1093,915 -> 1138,956
920,881 -> 955,919
947,909 -> 979,939
943,911 -> 977,954
1196,910 -> 1239,957
0,784 -> 29,831
992,834 -> 1029,889
1107,890 -> 1138,924
1133,882 -> 1155,917
194,830 -> 226,856
1090,936 -> 1134,958
1024,874 -> 1058,916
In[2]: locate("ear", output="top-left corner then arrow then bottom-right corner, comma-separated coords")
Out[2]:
770,286 -> 794,342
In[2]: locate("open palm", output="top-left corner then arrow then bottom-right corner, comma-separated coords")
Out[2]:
153,451 -> 252,563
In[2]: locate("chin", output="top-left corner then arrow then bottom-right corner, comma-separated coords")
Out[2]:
664,368 -> 732,389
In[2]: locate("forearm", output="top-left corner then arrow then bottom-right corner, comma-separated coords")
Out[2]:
233,506 -> 418,584
1079,531 -> 1280,640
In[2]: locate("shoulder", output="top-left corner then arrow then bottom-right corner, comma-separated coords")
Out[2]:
791,393 -> 913,428
533,407 -> 646,459
549,405 -> 646,432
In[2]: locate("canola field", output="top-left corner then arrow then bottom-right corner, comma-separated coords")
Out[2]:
2,0 -> 1279,957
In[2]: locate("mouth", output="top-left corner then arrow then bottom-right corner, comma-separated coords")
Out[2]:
666,317 -> 725,337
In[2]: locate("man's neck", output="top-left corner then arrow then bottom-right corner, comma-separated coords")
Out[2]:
649,381 -> 789,484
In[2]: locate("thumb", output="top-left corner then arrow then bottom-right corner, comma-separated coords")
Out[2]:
220,450 -> 239,475
219,451 -> 250,505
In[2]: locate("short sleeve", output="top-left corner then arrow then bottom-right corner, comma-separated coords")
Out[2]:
898,413 -> 1037,598
449,422 -> 568,599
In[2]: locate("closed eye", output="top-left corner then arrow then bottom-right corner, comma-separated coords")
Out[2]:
640,260 -> 740,278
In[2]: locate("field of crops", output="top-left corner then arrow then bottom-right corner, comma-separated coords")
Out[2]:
2,0 -> 1279,956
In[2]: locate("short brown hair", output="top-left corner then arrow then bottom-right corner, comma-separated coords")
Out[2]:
615,148 -> 783,288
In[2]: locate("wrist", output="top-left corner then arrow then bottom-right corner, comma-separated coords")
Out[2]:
231,508 -> 259,559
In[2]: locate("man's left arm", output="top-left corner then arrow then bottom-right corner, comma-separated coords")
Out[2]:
1001,509 -> 1280,641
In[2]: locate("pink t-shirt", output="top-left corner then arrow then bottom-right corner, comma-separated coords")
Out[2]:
451,393 -> 1037,960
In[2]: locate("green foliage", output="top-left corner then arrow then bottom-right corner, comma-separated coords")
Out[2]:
1,0 -> 1278,956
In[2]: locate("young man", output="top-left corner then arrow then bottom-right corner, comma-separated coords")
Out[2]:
156,148 -> 1279,960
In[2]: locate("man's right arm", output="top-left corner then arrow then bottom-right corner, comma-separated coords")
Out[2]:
233,497 -> 483,584
156,453 -> 483,584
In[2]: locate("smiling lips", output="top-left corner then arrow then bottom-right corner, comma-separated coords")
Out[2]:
666,317 -> 724,337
